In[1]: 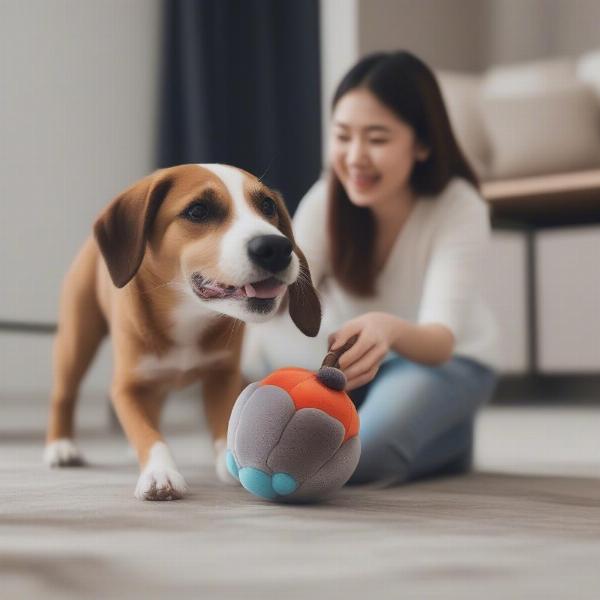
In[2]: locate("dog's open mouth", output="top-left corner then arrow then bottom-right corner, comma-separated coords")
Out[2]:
191,273 -> 287,301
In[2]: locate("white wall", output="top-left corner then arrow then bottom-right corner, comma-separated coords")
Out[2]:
319,0 -> 359,162
554,0 -> 600,57
483,0 -> 600,65
359,0 -> 486,72
0,0 -> 161,393
482,0 -> 558,65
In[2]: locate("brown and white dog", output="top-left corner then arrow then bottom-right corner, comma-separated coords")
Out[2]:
44,163 -> 321,500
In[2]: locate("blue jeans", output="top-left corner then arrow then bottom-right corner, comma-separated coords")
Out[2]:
347,355 -> 497,485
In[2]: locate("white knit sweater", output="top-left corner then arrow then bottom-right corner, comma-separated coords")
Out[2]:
242,177 -> 499,379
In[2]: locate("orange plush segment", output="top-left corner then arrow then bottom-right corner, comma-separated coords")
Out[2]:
260,367 -> 360,441
261,367 -> 312,393
290,378 -> 359,441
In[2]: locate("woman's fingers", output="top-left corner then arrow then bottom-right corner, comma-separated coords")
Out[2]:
328,313 -> 391,390
329,323 -> 366,369
329,322 -> 361,351
346,366 -> 379,392
343,344 -> 386,381
338,335 -> 373,370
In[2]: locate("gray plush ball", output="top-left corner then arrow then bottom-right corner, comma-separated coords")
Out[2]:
226,372 -> 361,503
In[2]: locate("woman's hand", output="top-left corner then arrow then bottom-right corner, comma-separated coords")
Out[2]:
329,312 -> 402,391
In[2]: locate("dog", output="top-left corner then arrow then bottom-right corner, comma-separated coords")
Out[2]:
44,163 -> 321,500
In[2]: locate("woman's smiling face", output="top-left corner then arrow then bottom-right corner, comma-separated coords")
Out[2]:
329,88 -> 428,210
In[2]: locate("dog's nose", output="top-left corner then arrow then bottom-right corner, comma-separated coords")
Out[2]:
247,235 -> 292,273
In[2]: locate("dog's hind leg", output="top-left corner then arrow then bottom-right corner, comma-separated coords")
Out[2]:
202,366 -> 244,485
45,238 -> 108,467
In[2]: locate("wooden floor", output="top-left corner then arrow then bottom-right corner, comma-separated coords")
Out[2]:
1,395 -> 600,599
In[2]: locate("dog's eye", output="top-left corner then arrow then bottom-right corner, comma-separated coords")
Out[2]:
182,202 -> 210,223
260,197 -> 277,217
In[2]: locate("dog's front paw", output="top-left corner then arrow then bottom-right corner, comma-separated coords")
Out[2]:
135,441 -> 188,501
214,438 -> 240,486
135,468 -> 188,501
44,438 -> 86,467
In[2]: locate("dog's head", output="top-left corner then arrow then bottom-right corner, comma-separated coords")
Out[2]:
94,164 -> 321,336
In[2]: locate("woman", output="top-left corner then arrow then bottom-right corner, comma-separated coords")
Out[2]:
242,50 -> 499,485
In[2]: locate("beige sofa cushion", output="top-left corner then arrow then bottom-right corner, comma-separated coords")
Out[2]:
481,83 -> 600,179
482,58 -> 577,96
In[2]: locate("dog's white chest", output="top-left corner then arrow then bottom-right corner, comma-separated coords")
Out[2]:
135,296 -> 231,380
136,345 -> 230,379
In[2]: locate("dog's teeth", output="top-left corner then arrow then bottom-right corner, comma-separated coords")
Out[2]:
244,283 -> 257,298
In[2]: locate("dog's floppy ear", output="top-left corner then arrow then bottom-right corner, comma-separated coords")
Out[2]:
94,171 -> 173,288
288,247 -> 322,337
272,191 -> 321,337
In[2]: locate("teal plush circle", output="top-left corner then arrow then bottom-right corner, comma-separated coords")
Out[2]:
272,472 -> 298,496
239,467 -> 277,500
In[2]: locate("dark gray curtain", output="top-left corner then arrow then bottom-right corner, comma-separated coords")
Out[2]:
157,0 -> 322,213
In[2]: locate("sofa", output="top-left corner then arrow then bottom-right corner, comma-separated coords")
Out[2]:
437,50 -> 600,185
437,51 -> 600,235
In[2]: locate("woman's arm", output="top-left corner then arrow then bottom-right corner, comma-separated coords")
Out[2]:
386,317 -> 455,365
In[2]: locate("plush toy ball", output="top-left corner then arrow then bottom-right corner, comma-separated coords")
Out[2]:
226,340 -> 360,503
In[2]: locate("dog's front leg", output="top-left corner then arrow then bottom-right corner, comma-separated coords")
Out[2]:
112,381 -> 188,501
202,368 -> 243,484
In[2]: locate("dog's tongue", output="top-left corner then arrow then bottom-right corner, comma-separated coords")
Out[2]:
244,278 -> 286,299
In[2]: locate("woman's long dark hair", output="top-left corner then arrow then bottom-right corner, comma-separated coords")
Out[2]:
329,51 -> 479,296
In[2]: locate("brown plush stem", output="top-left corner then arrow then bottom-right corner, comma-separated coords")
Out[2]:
321,335 -> 359,369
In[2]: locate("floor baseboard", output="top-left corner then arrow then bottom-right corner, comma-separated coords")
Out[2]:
493,373 -> 600,404
0,320 -> 57,334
